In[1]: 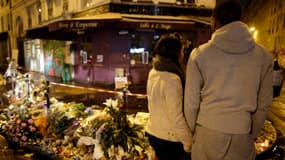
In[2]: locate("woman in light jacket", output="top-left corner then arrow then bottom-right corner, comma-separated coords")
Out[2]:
145,33 -> 192,160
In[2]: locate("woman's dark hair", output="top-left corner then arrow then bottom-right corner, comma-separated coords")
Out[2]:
153,33 -> 183,65
213,0 -> 242,26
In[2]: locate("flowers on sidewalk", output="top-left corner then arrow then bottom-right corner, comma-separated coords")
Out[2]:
0,105 -> 42,146
76,98 -> 151,160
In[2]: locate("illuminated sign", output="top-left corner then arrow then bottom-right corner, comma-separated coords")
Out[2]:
115,20 -> 195,31
57,21 -> 99,29
49,20 -> 104,31
139,22 -> 172,30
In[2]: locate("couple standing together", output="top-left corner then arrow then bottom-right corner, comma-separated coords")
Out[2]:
145,0 -> 273,160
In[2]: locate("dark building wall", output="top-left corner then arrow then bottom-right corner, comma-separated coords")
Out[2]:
72,27 -> 211,86
0,39 -> 8,73
196,27 -> 211,46
73,29 -> 151,86
0,32 -> 9,73
74,30 -> 113,84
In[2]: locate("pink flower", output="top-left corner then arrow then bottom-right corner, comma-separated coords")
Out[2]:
13,137 -> 18,142
21,123 -> 27,128
28,119 -> 34,124
16,119 -> 21,124
29,127 -> 36,132
22,136 -> 27,141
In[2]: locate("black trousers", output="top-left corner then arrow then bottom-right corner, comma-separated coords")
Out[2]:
146,132 -> 191,160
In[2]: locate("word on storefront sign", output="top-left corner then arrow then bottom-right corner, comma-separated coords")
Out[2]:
58,21 -> 99,29
48,20 -> 103,31
139,22 -> 172,30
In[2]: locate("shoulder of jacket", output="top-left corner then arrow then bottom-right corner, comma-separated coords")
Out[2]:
196,42 -> 213,52
255,44 -> 272,59
152,69 -> 181,81
191,42 -> 215,59
255,44 -> 269,54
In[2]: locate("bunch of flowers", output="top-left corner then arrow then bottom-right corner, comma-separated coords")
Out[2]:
75,98 -> 152,160
46,102 -> 89,139
0,105 -> 43,147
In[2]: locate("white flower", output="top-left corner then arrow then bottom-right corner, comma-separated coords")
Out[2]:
20,105 -> 26,110
134,145 -> 143,154
107,145 -> 115,157
107,145 -> 129,160
8,104 -> 14,110
93,140 -> 104,159
103,98 -> 119,109
103,98 -> 113,107
77,136 -> 96,146
116,146 -> 129,160
76,136 -> 104,159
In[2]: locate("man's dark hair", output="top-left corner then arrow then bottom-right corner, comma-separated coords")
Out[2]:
213,0 -> 242,26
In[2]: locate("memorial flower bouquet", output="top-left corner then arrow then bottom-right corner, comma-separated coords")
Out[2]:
76,98 -> 151,160
0,105 -> 43,147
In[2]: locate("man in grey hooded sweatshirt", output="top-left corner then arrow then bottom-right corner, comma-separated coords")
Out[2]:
184,0 -> 273,160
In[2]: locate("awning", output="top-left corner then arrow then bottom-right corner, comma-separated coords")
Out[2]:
25,26 -> 77,40
25,12 -> 211,40
48,13 -> 122,32
120,14 -> 212,25
116,14 -> 211,31
47,12 -> 211,32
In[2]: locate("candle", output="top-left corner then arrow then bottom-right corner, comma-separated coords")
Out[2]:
264,139 -> 269,147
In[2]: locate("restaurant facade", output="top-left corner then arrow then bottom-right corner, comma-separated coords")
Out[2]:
0,1 -> 285,159
1,0 -> 213,89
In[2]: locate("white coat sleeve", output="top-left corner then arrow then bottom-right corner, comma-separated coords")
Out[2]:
164,76 -> 193,152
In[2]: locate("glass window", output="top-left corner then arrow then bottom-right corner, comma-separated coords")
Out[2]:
128,30 -> 194,66
129,31 -> 156,65
79,36 -> 93,64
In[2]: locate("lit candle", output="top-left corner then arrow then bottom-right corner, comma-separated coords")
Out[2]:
264,139 -> 269,147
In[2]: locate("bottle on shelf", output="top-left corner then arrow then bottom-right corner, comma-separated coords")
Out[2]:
273,59 -> 284,97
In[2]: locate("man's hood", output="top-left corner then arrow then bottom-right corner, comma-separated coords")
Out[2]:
210,21 -> 255,54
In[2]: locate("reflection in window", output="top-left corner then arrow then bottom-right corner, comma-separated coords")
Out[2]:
80,36 -> 93,64
129,32 -> 153,65
128,31 -> 194,66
